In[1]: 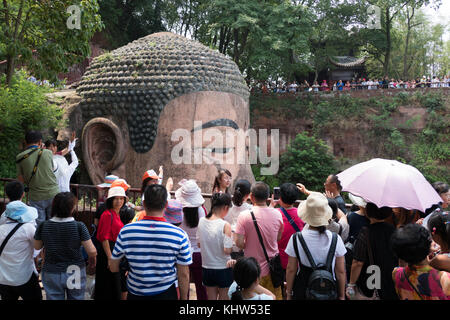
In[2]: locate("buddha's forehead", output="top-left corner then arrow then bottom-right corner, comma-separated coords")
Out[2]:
76,32 -> 249,153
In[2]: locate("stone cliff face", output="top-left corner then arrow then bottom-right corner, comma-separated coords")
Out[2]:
49,87 -> 449,185
249,88 -> 449,164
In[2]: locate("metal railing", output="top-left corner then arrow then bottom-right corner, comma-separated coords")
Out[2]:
254,82 -> 450,93
0,177 -> 353,233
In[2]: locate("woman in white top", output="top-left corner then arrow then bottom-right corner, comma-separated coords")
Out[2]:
228,257 -> 275,300
197,192 -> 234,300
285,192 -> 347,300
176,179 -> 208,300
224,179 -> 252,259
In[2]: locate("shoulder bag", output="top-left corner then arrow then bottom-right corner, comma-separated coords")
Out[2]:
0,222 -> 24,257
250,211 -> 284,288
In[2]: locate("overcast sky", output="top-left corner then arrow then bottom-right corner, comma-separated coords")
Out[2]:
423,0 -> 450,41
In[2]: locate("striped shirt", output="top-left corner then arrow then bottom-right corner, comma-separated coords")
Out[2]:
111,216 -> 192,296
34,217 -> 90,273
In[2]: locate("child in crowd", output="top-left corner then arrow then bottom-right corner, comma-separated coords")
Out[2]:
228,257 -> 275,300
427,209 -> 450,272
197,192 -> 234,300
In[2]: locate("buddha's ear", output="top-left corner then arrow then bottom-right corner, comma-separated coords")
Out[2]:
81,117 -> 126,185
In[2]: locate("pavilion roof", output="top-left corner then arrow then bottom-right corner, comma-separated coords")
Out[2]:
329,56 -> 366,68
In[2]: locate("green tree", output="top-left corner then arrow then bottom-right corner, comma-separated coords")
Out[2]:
361,0 -> 440,77
98,0 -> 166,49
191,0 -> 314,83
277,132 -> 337,195
0,70 -> 65,177
0,0 -> 103,86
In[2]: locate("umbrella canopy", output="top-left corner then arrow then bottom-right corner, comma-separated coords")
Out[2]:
336,158 -> 442,212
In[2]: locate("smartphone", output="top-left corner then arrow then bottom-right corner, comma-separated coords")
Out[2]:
273,187 -> 280,200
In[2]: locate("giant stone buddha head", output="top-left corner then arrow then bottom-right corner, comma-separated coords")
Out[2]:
76,32 -> 254,191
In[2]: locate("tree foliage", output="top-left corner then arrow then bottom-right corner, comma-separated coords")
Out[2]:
0,0 -> 104,85
0,70 -> 65,177
277,132 -> 337,195
98,0 -> 165,49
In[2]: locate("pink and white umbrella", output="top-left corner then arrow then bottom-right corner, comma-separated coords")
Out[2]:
336,158 -> 442,212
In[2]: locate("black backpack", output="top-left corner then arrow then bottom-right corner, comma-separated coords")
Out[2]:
293,232 -> 338,300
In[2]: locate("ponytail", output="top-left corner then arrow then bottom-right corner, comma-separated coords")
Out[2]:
231,257 -> 261,300
232,179 -> 251,207
208,192 -> 232,219
231,285 -> 244,301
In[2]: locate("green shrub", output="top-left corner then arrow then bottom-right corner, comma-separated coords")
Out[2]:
0,70 -> 65,177
277,132 -> 337,196
418,92 -> 445,112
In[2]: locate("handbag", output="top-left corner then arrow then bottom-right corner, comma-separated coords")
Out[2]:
352,229 -> 380,300
250,211 -> 284,288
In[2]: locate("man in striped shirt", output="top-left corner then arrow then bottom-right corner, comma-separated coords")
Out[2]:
109,184 -> 192,300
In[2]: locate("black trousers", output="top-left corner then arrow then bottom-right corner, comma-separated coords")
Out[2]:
127,284 -> 177,300
0,273 -> 42,301
94,242 -> 121,300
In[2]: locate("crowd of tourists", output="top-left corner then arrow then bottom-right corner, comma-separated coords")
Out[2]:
0,130 -> 449,301
255,75 -> 450,94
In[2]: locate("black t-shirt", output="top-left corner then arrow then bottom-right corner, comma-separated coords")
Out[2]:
347,211 -> 370,244
34,219 -> 91,272
95,202 -> 135,226
352,222 -> 398,300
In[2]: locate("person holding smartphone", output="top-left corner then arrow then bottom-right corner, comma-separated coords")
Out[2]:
274,183 -> 305,299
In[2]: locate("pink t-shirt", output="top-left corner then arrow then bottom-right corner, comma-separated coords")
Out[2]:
277,207 -> 305,269
235,207 -> 283,277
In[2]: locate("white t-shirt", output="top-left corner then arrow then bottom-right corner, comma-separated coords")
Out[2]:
225,202 -> 253,252
0,220 -> 37,286
285,229 -> 347,279
53,151 -> 78,192
228,282 -> 274,300
180,206 -> 206,253
197,217 -> 231,269
224,202 -> 253,231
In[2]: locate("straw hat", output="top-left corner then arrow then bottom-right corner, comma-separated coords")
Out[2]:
297,192 -> 332,227
349,193 -> 367,208
175,179 -> 205,208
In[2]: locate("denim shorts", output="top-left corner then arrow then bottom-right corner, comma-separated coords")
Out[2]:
202,268 -> 233,288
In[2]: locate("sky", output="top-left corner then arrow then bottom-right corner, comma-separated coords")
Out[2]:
422,0 -> 450,41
